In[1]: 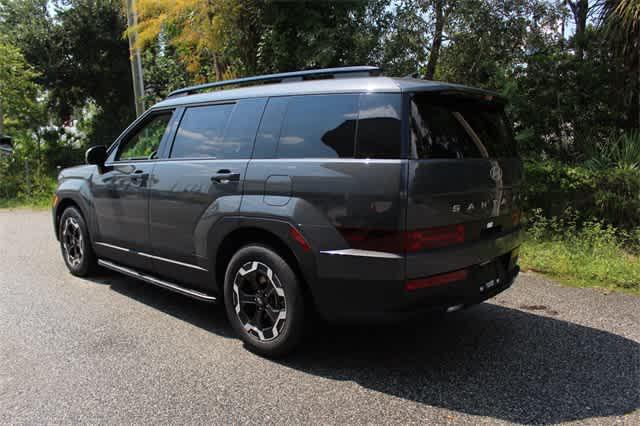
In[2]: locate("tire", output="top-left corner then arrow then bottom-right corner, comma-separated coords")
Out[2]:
59,206 -> 97,277
223,245 -> 306,357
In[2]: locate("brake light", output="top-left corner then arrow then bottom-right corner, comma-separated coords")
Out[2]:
404,224 -> 465,252
405,269 -> 469,291
337,223 -> 466,253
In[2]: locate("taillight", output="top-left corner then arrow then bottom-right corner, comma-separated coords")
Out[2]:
337,223 -> 466,254
405,269 -> 469,291
404,224 -> 465,252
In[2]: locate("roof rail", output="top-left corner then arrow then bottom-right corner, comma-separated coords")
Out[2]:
167,66 -> 382,98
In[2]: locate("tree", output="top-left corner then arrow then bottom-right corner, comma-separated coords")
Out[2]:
0,39 -> 41,135
0,0 -> 135,146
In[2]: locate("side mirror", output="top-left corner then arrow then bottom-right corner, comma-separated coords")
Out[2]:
85,145 -> 108,165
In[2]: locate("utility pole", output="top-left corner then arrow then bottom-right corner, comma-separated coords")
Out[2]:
126,0 -> 145,117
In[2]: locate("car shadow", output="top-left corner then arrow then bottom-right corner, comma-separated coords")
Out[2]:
88,270 -> 639,424
86,269 -> 234,338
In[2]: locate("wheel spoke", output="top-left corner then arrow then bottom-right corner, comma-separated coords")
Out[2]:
254,309 -> 264,329
238,289 -> 256,305
264,305 -> 280,323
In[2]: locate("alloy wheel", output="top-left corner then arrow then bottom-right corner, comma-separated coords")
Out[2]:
232,261 -> 287,342
62,217 -> 84,268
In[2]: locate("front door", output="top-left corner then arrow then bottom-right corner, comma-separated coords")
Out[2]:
92,111 -> 175,271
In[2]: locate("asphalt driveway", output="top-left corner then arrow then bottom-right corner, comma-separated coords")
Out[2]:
1,209 -> 638,424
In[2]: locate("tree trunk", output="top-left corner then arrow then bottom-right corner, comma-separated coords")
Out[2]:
568,0 -> 589,60
424,0 -> 445,80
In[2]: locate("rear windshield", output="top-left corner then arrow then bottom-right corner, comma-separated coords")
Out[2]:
409,94 -> 516,159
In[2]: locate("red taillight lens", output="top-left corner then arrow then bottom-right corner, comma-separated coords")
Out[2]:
337,228 -> 406,253
404,224 -> 465,252
337,223 -> 466,254
405,269 -> 469,291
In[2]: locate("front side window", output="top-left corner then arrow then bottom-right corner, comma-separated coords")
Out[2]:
276,94 -> 359,159
116,113 -> 172,161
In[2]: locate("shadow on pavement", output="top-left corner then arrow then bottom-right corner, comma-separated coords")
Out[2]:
90,270 -> 639,424
87,270 -> 233,338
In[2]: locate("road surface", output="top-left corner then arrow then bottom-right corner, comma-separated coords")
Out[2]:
1,209 -> 638,424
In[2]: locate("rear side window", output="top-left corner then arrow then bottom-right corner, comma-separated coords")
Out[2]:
410,94 -> 516,159
356,93 -> 402,159
171,104 -> 234,158
276,94 -> 359,159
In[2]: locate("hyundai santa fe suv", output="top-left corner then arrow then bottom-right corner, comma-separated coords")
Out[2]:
53,66 -> 523,356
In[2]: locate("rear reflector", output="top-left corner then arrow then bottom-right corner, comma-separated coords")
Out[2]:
405,269 -> 469,291
289,226 -> 311,252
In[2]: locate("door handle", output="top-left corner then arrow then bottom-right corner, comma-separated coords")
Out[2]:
130,171 -> 149,186
212,171 -> 240,184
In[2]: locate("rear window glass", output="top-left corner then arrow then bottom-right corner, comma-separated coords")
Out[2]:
171,103 -> 234,158
410,94 -> 516,159
356,93 -> 402,159
276,94 -> 359,159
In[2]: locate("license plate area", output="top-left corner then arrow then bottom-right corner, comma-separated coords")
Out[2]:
474,254 -> 509,294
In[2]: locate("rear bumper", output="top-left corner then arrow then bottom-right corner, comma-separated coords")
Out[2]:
310,228 -> 523,323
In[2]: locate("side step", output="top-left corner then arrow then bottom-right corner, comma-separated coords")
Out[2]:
98,259 -> 217,303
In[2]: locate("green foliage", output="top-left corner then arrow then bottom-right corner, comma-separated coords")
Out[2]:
0,0 -> 135,147
521,209 -> 640,294
522,153 -> 640,229
0,38 -> 43,129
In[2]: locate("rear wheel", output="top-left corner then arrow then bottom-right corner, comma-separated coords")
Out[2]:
59,207 -> 96,277
223,245 -> 306,357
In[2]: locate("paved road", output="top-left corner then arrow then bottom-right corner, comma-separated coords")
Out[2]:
1,209 -> 638,424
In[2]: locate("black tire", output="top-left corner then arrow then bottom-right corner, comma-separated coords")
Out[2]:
59,206 -> 97,277
223,245 -> 306,357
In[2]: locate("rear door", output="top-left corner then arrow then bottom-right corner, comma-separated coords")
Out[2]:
148,98 -> 266,289
406,92 -> 522,278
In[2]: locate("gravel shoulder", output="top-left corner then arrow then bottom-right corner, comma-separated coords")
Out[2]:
1,209 -> 638,424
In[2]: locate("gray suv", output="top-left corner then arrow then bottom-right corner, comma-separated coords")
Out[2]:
53,66 -> 523,356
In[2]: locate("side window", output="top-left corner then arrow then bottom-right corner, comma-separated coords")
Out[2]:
356,93 -> 402,159
221,98 -> 266,159
276,94 -> 359,159
116,113 -> 172,161
170,103 -> 234,158
409,95 -> 482,159
253,97 -> 288,159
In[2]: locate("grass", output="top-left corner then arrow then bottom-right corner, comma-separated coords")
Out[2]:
0,196 -> 52,209
520,210 -> 640,295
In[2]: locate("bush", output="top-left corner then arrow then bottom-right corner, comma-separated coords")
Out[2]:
522,209 -> 640,293
522,159 -> 640,229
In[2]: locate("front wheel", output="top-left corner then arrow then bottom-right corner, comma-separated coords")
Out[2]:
223,245 -> 306,357
59,206 -> 97,277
